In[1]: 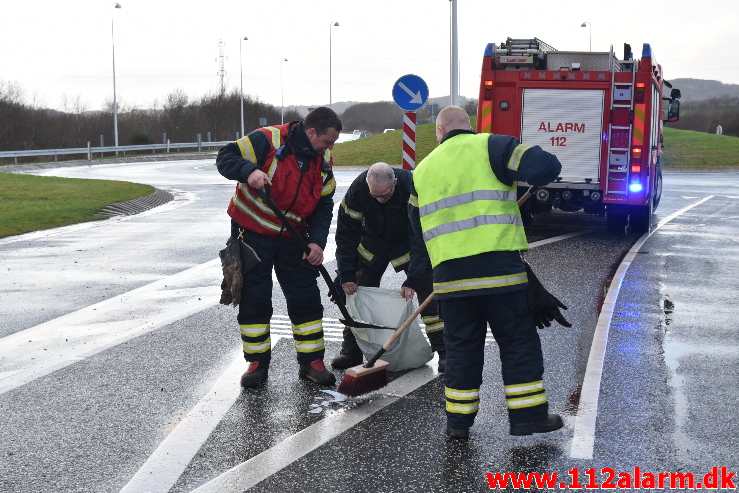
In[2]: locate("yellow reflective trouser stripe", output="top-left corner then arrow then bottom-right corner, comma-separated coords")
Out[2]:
242,338 -> 271,354
507,144 -> 530,171
340,199 -> 363,220
433,272 -> 528,294
424,321 -> 444,333
292,320 -> 323,336
409,194 -> 419,208
506,392 -> 548,409
504,380 -> 544,396
322,174 -> 336,196
295,338 -> 325,353
240,324 -> 269,337
446,401 -> 479,414
391,252 -> 410,268
236,136 -> 257,162
422,315 -> 444,332
445,387 -> 480,400
293,319 -> 324,353
240,324 -> 271,354
357,243 -> 374,261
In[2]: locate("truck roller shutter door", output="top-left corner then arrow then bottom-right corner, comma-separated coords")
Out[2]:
520,89 -> 605,183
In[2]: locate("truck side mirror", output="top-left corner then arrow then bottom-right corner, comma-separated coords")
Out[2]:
664,99 -> 680,123
670,88 -> 681,100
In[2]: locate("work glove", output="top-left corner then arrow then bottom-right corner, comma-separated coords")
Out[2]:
327,273 -> 346,306
524,261 -> 572,329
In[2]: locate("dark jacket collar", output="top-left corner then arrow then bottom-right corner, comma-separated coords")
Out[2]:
288,122 -> 320,157
439,128 -> 476,145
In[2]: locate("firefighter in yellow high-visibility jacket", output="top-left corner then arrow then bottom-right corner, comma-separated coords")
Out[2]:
409,106 -> 567,439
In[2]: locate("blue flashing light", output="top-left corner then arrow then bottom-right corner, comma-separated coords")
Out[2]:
642,43 -> 652,59
629,183 -> 643,193
484,43 -> 496,57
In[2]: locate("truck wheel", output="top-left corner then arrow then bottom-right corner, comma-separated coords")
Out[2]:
653,167 -> 663,211
629,199 -> 654,235
606,210 -> 628,234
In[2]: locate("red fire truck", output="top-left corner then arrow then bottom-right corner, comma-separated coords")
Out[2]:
476,38 -> 681,233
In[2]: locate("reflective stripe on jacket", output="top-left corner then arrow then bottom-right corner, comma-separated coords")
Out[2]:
226,123 -> 335,238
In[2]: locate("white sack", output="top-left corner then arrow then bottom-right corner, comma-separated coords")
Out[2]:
345,286 -> 432,371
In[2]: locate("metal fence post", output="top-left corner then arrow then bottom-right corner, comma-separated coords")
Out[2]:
100,135 -> 105,159
87,142 -> 91,160
167,139 -> 170,153
197,134 -> 202,152
207,132 -> 211,142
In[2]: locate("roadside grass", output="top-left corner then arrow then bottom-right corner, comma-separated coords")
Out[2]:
0,173 -> 154,238
661,127 -> 739,168
332,121 -> 441,167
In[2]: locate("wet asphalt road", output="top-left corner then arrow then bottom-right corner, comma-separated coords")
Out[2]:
0,160 -> 737,492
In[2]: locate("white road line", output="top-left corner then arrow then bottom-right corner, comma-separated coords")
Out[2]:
119,349 -> 247,493
191,362 -> 439,493
0,260 -> 222,396
569,196 -> 714,459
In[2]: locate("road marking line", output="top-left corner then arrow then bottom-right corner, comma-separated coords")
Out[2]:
119,349 -> 247,493
191,362 -> 439,493
569,196 -> 714,459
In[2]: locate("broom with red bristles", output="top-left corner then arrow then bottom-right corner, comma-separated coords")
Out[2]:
337,292 -> 435,397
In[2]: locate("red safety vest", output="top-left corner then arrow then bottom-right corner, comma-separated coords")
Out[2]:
227,123 -> 335,238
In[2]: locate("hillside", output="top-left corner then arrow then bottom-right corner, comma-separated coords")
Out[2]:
669,78 -> 739,101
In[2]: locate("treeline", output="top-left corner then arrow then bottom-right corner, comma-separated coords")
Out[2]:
340,99 -> 478,134
667,97 -> 739,137
0,81 -> 301,154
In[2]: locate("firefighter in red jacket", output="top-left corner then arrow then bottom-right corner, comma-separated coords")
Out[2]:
216,107 -> 341,388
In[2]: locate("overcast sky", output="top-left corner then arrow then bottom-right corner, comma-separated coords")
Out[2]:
2,0 -> 738,112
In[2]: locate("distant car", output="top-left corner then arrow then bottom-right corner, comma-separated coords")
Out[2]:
383,129 -> 395,133
352,130 -> 371,139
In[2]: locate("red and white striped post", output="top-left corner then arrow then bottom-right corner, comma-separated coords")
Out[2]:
402,112 -> 417,170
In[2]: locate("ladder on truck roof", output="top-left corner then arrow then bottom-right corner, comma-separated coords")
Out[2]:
605,48 -> 637,195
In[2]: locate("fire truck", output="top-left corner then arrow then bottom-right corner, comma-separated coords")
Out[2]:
476,38 -> 681,233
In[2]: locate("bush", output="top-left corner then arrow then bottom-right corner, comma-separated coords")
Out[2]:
129,133 -> 151,145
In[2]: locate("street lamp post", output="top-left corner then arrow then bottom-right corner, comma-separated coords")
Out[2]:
581,22 -> 591,52
450,0 -> 459,107
330,21 -> 339,109
111,3 -> 121,153
281,58 -> 288,124
239,36 -> 248,138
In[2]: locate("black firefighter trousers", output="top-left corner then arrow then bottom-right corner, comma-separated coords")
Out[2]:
233,224 -> 326,366
440,289 -> 549,429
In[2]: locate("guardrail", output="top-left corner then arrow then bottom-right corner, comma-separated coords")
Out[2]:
0,140 -> 231,164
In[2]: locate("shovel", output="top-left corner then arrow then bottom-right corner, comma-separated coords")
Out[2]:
254,184 -> 395,331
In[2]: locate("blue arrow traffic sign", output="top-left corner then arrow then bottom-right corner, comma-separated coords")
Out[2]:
392,74 -> 429,112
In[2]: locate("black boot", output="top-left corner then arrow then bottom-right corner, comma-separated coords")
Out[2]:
510,414 -> 564,436
299,359 -> 336,386
331,347 -> 364,369
437,350 -> 446,373
240,361 -> 269,388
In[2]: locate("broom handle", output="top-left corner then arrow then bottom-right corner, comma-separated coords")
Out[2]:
364,292 -> 435,368
517,185 -> 538,207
